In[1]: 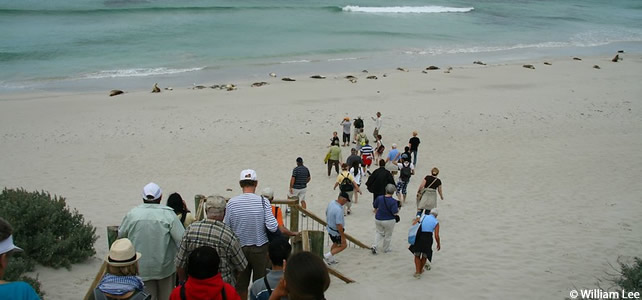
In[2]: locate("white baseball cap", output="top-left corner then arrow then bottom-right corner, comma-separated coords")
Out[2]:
240,169 -> 258,181
142,182 -> 162,200
0,235 -> 23,255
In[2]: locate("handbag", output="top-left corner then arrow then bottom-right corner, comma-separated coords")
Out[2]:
262,196 -> 283,242
408,215 -> 425,245
417,177 -> 439,210
324,151 -> 331,163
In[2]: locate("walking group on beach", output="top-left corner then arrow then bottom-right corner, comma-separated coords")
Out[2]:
0,112 -> 444,300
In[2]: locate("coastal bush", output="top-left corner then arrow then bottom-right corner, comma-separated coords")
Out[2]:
0,188 -> 98,298
612,257 -> 642,293
0,188 -> 98,269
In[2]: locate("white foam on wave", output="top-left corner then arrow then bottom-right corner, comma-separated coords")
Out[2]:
342,5 -> 474,14
80,67 -> 204,79
327,57 -> 360,62
279,59 -> 312,64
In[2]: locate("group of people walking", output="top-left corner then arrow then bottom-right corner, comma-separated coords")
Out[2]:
322,112 -> 445,279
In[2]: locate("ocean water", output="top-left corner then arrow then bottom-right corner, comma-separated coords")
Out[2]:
1,0 -> 641,92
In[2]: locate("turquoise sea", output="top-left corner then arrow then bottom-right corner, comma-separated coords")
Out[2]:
1,0 -> 641,92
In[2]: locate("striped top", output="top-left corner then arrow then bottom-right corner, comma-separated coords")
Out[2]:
224,193 -> 279,247
360,144 -> 374,157
291,165 -> 310,189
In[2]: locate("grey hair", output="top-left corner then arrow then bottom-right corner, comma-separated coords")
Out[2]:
430,208 -> 439,217
205,195 -> 227,219
385,183 -> 396,195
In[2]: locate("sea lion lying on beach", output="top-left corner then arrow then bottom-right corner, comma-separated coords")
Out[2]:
397,67 -> 409,72
523,64 -> 535,69
251,82 -> 269,87
473,61 -> 486,65
426,66 -> 440,70
573,57 -> 582,61
345,75 -> 356,80
593,65 -> 601,69
109,90 -> 124,97
348,78 -> 357,83
152,83 -> 160,93
310,75 -> 326,79
282,77 -> 296,82
544,62 -> 552,65
612,54 -> 620,62
269,72 -> 277,77
366,75 -> 377,80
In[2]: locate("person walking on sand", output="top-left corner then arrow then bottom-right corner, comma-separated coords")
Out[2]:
353,116 -> 365,145
371,112 -> 382,140
333,163 -> 361,215
329,131 -> 340,147
371,184 -> 400,255
345,148 -> 362,169
409,209 -> 441,279
360,139 -> 374,175
261,188 -> 299,237
289,157 -> 310,210
416,167 -> 444,218
325,141 -> 342,177
365,159 -> 395,205
349,160 -> 364,204
323,192 -> 350,265
224,170 -> 279,300
396,157 -> 415,204
408,131 -> 421,166
340,117 -> 352,147
374,134 -> 385,163
118,182 -> 185,300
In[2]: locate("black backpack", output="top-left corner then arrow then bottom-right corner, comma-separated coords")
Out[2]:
354,118 -> 364,128
339,173 -> 354,192
400,163 -> 412,182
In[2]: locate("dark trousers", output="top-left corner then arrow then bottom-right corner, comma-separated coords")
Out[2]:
327,160 -> 339,176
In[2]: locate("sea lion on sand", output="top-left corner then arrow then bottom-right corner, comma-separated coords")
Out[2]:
523,64 -> 535,69
164,87 -> 173,91
345,75 -> 356,79
152,83 -> 161,93
310,75 -> 326,79
444,67 -> 453,74
396,67 -> 408,72
573,57 -> 582,61
348,78 -> 357,83
193,85 -> 207,89
109,90 -> 124,97
225,84 -> 237,91
362,70 -> 368,73
251,82 -> 269,87
282,77 -> 296,82
473,61 -> 486,65
617,50 -> 624,53
426,66 -> 440,70
366,75 -> 377,80
612,54 -> 619,62
593,65 -> 601,69
269,72 -> 277,77
422,70 -> 428,74
544,62 -> 552,65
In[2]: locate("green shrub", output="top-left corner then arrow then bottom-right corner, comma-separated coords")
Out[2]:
4,256 -> 42,296
0,188 -> 98,269
612,257 -> 642,293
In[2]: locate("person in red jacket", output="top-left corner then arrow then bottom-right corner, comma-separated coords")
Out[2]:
170,246 -> 240,300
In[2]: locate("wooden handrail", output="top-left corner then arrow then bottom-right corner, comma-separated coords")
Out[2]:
295,205 -> 370,249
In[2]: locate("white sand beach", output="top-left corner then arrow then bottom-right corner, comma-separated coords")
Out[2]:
1,54 -> 641,299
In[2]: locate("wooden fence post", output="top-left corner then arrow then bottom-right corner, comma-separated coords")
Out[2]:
288,196 -> 299,233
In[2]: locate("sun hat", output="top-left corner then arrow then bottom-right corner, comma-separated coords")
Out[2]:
142,182 -> 162,200
0,235 -> 23,255
106,238 -> 141,267
344,117 -> 350,121
240,169 -> 258,181
261,187 -> 274,200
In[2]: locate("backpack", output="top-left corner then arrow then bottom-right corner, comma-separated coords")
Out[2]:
376,144 -> 385,154
339,173 -> 354,192
400,163 -> 412,182
354,118 -> 364,128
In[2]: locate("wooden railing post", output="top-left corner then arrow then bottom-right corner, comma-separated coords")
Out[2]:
194,194 -> 206,220
288,196 -> 299,233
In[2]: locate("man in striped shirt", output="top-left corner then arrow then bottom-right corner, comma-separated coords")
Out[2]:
224,169 -> 279,300
175,195 -> 247,287
360,139 -> 374,174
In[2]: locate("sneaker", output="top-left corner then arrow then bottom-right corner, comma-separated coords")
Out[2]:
371,247 -> 377,255
424,262 -> 431,271
324,258 -> 338,265
413,273 -> 422,279
301,213 -> 307,218
285,207 -> 291,214
347,209 -> 351,215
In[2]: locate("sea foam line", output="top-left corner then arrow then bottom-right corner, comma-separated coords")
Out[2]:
80,67 -> 204,79
342,5 -> 474,14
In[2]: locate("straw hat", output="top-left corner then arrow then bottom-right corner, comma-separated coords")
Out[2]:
106,238 -> 141,267
344,117 -> 350,121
